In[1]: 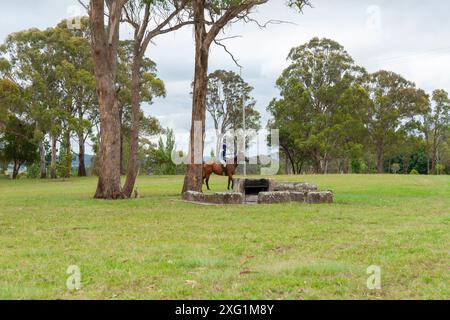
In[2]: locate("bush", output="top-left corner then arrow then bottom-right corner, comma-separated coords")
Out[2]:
26,163 -> 41,179
436,164 -> 445,175
351,158 -> 368,174
350,158 -> 362,173
16,172 -> 27,180
391,163 -> 401,174
410,169 -> 419,175
57,154 -> 73,178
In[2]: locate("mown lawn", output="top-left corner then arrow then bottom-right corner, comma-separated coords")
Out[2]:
0,174 -> 448,300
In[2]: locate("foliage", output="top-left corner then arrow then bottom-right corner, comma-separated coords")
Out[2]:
424,89 -> 450,174
150,129 -> 177,175
435,164 -> 445,175
268,38 -> 367,173
0,116 -> 39,179
350,158 -> 367,174
26,163 -> 41,179
363,71 -> 429,173
206,69 -> 261,156
391,163 -> 401,174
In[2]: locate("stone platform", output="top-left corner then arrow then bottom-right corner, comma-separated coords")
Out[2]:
182,179 -> 333,205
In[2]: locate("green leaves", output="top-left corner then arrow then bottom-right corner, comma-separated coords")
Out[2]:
270,38 -> 366,173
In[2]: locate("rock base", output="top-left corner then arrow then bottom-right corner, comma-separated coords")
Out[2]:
183,180 -> 333,205
306,191 -> 333,204
183,191 -> 244,205
257,190 -> 333,204
258,191 -> 291,204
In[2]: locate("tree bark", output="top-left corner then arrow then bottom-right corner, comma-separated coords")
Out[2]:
181,0 -> 262,193
89,0 -> 125,199
122,55 -> 141,198
376,146 -> 384,174
119,107 -> 126,176
78,132 -> 87,177
39,140 -> 47,179
51,135 -> 57,179
12,160 -> 20,180
313,156 -> 321,174
182,0 -> 209,194
431,133 -> 439,175
64,128 -> 72,179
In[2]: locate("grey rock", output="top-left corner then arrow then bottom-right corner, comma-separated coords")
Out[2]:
294,182 -> 318,191
289,191 -> 307,203
258,191 -> 291,204
182,191 -> 205,202
274,182 -> 318,192
306,191 -> 333,204
183,191 -> 243,205
214,193 -> 244,205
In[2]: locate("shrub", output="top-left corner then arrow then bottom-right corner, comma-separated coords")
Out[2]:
26,163 -> 41,179
391,163 -> 401,174
436,164 -> 445,175
351,158 -> 366,174
410,169 -> 419,175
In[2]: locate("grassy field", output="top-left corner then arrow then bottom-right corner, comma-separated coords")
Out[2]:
0,174 -> 448,300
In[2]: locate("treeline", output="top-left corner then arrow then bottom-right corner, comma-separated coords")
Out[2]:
269,38 -> 450,175
0,18 -> 171,179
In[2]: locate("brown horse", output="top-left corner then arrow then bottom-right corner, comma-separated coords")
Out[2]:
203,156 -> 246,190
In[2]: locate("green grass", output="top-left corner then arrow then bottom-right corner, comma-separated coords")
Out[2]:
0,174 -> 448,300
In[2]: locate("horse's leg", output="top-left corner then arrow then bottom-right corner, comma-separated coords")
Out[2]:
206,174 -> 211,190
227,176 -> 231,190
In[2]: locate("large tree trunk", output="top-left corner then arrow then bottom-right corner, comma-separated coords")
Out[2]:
313,156 -> 321,174
94,91 -> 123,199
182,1 -> 208,194
78,132 -> 87,177
39,140 -> 47,179
431,136 -> 438,175
376,149 -> 384,174
12,160 -> 20,180
63,129 -> 72,179
90,0 -> 125,199
51,135 -> 57,179
119,107 -> 126,175
123,56 -> 141,198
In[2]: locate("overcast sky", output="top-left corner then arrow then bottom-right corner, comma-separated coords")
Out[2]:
1,0 -> 450,154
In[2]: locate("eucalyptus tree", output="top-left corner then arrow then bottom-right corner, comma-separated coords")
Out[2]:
80,0 -> 192,198
0,28 -> 58,179
206,69 -> 261,158
183,0 -> 311,193
0,116 -> 39,179
363,71 -> 429,173
51,19 -> 98,177
120,0 -> 192,197
268,38 -> 367,174
79,0 -> 129,198
117,40 -> 166,180
424,89 -> 450,174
